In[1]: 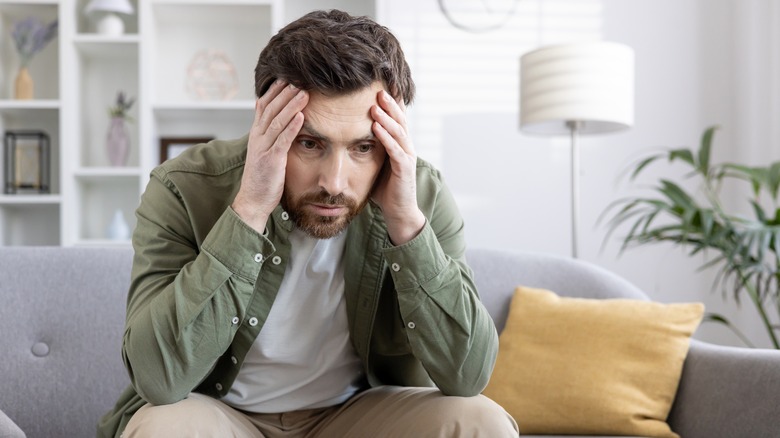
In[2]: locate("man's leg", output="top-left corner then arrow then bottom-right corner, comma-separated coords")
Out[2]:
122,393 -> 264,438
310,386 -> 519,438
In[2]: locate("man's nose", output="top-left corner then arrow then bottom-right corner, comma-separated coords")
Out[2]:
318,151 -> 348,196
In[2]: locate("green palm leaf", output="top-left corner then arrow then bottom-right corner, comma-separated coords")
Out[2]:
602,125 -> 780,349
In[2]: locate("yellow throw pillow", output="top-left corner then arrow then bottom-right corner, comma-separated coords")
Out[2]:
483,287 -> 704,438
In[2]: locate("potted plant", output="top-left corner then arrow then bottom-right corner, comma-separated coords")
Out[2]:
602,126 -> 780,349
11,17 -> 58,99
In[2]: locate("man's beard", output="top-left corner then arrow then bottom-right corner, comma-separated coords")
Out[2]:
281,189 -> 367,239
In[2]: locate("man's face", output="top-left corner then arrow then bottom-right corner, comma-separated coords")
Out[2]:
281,82 -> 387,239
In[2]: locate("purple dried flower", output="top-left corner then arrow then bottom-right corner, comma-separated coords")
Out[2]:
109,91 -> 135,119
12,17 -> 58,67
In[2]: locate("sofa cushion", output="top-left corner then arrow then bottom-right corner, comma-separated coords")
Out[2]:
483,287 -> 703,438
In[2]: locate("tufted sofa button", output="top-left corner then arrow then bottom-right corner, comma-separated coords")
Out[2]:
32,342 -> 50,357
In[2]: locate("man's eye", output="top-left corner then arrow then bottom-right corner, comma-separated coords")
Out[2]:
299,139 -> 317,150
355,144 -> 374,154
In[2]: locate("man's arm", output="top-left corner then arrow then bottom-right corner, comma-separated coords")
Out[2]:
123,183 -> 269,405
232,81 -> 308,233
370,90 -> 498,396
122,81 -> 308,405
370,89 -> 426,245
382,170 -> 498,397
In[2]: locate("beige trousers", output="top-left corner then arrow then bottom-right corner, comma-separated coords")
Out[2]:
123,386 -> 518,437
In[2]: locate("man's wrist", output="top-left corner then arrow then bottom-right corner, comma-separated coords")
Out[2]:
230,198 -> 271,235
386,210 -> 426,246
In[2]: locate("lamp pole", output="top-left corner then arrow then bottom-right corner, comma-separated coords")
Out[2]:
567,120 -> 581,259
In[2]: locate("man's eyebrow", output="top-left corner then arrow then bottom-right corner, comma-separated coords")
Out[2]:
299,121 -> 328,141
300,121 -> 377,143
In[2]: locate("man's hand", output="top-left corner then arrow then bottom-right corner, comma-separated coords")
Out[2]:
232,80 -> 309,233
371,90 -> 426,246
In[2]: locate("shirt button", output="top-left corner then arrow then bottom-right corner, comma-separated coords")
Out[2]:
407,321 -> 416,329
391,263 -> 401,272
231,316 -> 239,325
215,383 -> 223,391
249,317 -> 259,327
231,356 -> 238,365
281,211 -> 289,220
253,253 -> 263,263
272,255 -> 282,265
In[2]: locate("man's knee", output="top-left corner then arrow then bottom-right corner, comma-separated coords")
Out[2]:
421,394 -> 518,436
122,393 -> 254,437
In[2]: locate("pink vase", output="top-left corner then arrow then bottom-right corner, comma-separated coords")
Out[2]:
106,116 -> 129,166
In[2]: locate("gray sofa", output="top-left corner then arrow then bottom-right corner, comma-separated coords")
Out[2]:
1,246 -> 779,438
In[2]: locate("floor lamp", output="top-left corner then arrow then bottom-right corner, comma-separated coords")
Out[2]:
519,41 -> 634,258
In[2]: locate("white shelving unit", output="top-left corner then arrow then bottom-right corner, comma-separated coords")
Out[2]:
0,0 -> 378,246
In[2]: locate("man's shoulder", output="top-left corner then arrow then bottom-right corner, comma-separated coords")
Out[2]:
415,157 -> 444,184
153,135 -> 248,181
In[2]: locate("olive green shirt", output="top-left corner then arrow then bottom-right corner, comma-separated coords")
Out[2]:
98,136 -> 498,437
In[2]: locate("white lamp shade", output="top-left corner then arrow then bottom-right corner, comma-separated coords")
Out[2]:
520,41 -> 634,135
85,0 -> 134,15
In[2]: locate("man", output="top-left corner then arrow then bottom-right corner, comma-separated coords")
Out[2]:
99,9 -> 518,437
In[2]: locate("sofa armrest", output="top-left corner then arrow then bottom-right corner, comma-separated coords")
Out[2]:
668,339 -> 780,438
0,407 -> 25,438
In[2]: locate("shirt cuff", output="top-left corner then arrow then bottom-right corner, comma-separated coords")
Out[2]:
200,207 -> 276,282
381,220 -> 448,290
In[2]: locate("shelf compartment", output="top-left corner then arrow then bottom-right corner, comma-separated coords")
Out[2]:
75,40 -> 139,168
0,107 -> 61,195
151,2 -> 273,103
0,2 -> 60,100
152,102 -> 253,145
74,0 -> 139,35
75,175 -> 139,242
0,203 -> 59,245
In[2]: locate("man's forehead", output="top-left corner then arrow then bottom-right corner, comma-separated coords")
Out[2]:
299,119 -> 376,142
299,83 -> 385,141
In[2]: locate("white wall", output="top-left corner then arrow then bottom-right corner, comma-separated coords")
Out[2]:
379,0 -> 779,348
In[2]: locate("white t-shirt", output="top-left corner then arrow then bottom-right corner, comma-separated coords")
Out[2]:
221,228 -> 365,413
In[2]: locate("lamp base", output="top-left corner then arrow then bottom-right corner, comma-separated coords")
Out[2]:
96,13 -> 125,36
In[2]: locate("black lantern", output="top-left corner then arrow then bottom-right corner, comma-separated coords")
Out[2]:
3,130 -> 50,194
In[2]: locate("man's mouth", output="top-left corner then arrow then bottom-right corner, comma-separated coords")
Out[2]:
307,203 -> 347,217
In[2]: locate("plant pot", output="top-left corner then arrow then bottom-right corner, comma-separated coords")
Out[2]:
14,67 -> 33,100
106,117 -> 129,166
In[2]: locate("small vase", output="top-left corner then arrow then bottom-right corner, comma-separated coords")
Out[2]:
106,209 -> 130,241
106,116 -> 129,166
14,67 -> 33,100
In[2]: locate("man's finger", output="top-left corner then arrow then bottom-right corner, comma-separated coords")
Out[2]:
372,104 -> 413,156
255,79 -> 288,120
377,90 -> 408,131
266,89 -> 308,138
273,112 -> 305,154
257,84 -> 306,135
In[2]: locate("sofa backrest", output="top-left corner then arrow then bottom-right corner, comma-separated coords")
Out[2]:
466,247 -> 648,332
0,246 -> 648,437
0,247 -> 133,438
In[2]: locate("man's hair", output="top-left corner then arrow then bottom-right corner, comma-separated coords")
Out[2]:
254,9 -> 415,104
